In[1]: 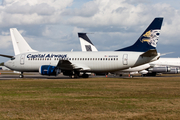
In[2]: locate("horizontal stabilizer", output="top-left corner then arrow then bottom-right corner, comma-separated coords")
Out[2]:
160,52 -> 174,56
140,49 -> 157,57
0,54 -> 13,58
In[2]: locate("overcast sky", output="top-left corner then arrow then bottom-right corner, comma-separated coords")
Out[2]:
0,0 -> 180,62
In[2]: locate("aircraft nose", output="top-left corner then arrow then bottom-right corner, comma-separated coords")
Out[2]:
4,61 -> 8,67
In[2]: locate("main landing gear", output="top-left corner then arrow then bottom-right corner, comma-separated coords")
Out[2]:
69,71 -> 89,78
19,72 -> 24,78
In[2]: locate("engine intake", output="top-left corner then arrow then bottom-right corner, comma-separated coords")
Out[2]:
39,65 -> 60,76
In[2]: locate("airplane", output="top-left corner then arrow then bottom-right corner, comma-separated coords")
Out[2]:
0,17 -> 163,78
78,32 -> 180,77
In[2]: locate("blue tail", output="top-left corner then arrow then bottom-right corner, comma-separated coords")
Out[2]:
116,17 -> 163,52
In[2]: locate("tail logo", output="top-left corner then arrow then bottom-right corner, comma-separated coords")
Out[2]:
140,29 -> 160,47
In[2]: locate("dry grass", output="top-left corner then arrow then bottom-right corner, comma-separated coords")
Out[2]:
0,77 -> 180,119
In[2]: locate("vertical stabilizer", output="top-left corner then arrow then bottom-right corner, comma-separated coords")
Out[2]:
10,28 -> 38,55
116,18 -> 163,52
78,33 -> 98,51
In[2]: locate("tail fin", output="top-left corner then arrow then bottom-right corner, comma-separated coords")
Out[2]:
116,17 -> 163,52
10,28 -> 38,55
78,33 -> 98,51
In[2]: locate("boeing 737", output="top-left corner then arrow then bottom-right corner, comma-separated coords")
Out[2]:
0,18 -> 163,78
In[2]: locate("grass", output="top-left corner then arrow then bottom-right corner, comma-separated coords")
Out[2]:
0,77 -> 180,119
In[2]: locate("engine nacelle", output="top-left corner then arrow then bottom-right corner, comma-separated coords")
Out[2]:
164,68 -> 180,74
139,70 -> 148,74
148,67 -> 171,73
39,65 -> 60,76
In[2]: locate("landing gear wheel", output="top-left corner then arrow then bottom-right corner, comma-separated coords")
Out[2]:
19,72 -> 24,78
82,74 -> 89,78
19,74 -> 24,78
71,75 -> 75,79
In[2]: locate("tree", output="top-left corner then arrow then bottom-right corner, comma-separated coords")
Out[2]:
0,62 -> 4,66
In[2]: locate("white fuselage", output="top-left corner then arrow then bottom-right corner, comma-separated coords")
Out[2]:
150,58 -> 180,67
115,58 -> 180,74
4,51 -> 159,73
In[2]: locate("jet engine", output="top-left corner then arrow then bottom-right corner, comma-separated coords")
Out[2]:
39,65 -> 60,76
148,67 -> 171,73
164,68 -> 180,74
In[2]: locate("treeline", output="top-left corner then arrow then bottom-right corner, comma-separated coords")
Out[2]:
0,62 -> 4,66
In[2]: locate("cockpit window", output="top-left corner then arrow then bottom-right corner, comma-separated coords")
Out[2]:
11,57 -> 15,60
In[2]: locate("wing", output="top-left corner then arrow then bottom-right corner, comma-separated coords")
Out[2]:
56,60 -> 91,71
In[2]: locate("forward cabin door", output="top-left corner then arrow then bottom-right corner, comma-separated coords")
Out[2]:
123,54 -> 128,65
20,54 -> 25,65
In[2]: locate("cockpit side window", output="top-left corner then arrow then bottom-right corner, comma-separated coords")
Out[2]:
11,57 -> 15,60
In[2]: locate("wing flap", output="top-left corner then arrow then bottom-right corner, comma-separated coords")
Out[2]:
57,60 -> 73,70
57,60 -> 90,71
73,63 -> 91,71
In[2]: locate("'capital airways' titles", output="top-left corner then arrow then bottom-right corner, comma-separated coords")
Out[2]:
27,54 -> 67,59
